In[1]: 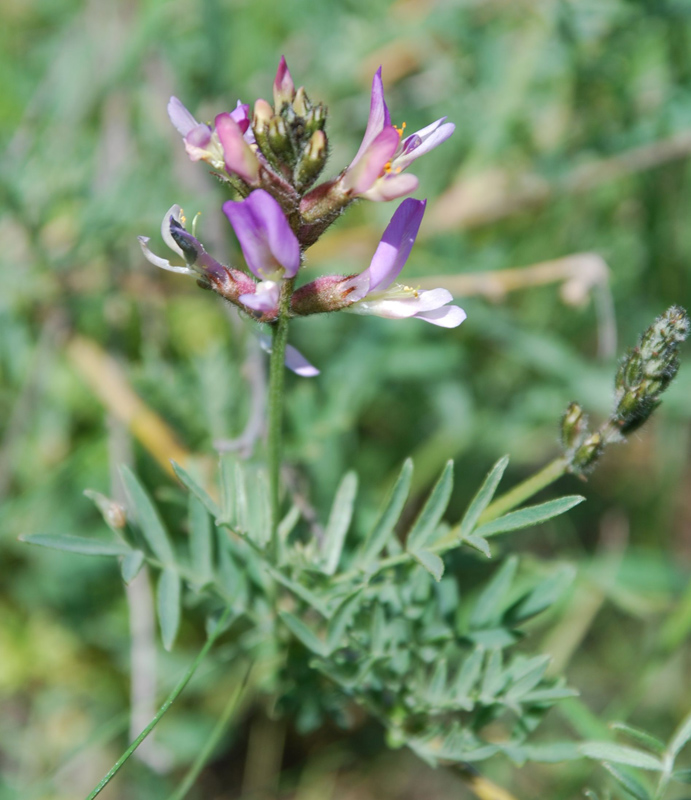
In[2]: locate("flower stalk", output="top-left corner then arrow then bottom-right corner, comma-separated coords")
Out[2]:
267,277 -> 295,553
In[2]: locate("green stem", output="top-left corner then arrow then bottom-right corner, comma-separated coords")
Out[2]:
477,457 -> 568,525
267,279 -> 294,556
84,605 -> 234,800
167,661 -> 254,800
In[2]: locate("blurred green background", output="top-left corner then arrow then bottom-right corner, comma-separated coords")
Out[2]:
2,0 -> 691,797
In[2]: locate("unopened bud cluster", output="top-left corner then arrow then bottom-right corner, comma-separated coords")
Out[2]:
560,306 -> 689,477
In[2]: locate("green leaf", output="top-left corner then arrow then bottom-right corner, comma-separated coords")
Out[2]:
480,649 -> 505,699
327,589 -> 364,653
609,723 -> 665,755
280,611 -> 327,657
458,455 -> 509,539
668,709 -> 691,758
520,742 -> 581,762
410,549 -> 444,581
506,565 -> 576,624
278,505 -> 301,541
406,461 -> 454,551
470,555 -> 518,629
19,533 -> 131,557
188,495 -> 213,584
427,659 -> 448,706
453,647 -> 484,706
171,461 -> 220,519
464,534 -> 492,558
157,568 -> 181,651
322,472 -> 358,575
121,550 -> 145,583
121,466 -> 174,564
521,686 -> 578,703
580,743 -> 664,771
601,762 -> 652,800
672,768 -> 691,784
357,458 -> 412,568
505,655 -> 550,701
474,496 -> 585,538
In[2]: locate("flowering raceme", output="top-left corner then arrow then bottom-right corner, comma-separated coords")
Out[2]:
140,57 -> 465,373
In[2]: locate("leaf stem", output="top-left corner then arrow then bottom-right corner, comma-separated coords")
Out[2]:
477,457 -> 568,525
84,605 -> 234,800
268,279 -> 294,557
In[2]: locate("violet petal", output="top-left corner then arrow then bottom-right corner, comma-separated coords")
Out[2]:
223,190 -> 300,279
360,198 -> 427,294
349,67 -> 392,168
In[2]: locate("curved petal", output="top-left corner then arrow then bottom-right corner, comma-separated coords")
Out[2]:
359,172 -> 419,202
343,126 -> 400,196
359,198 -> 427,295
415,305 -> 467,328
215,113 -> 259,184
349,67 -> 392,168
393,119 -> 455,171
161,205 -> 185,257
168,97 -> 199,136
230,100 -> 251,136
223,190 -> 300,279
138,236 -> 195,276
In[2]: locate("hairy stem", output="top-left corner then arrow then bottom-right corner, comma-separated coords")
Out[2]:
84,605 -> 233,800
268,278 -> 294,556
478,457 -> 568,525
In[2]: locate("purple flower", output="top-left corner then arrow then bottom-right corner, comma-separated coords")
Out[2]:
344,198 -> 465,326
223,190 -> 301,315
293,199 -> 465,327
168,97 -> 258,182
342,68 -> 455,202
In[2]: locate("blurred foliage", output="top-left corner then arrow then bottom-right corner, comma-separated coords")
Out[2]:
2,0 -> 691,798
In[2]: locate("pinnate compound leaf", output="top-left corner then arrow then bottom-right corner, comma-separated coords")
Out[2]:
157,568 -> 181,651
121,550 -> 145,583
474,496 -> 584,538
470,555 -> 518,629
406,460 -> 454,552
410,549 -> 444,581
322,472 -> 358,575
580,743 -> 664,771
668,709 -> 691,758
601,762 -> 652,800
458,455 -> 509,539
280,611 -> 327,657
121,466 -> 174,564
20,533 -> 131,557
171,461 -> 220,519
609,723 -> 665,755
188,495 -> 213,584
357,458 -> 412,567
